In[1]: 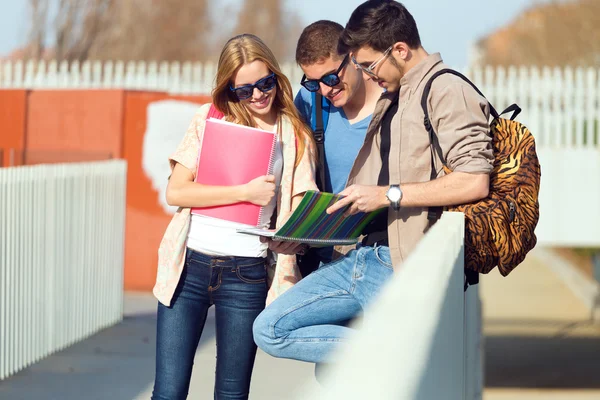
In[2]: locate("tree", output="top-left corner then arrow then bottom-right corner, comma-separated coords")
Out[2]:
90,0 -> 212,61
474,0 -> 600,67
23,0 -> 303,63
24,0 -> 212,62
54,0 -> 113,61
25,0 -> 49,60
229,0 -> 303,62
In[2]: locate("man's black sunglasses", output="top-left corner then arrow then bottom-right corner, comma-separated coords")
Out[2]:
300,55 -> 349,92
230,73 -> 277,100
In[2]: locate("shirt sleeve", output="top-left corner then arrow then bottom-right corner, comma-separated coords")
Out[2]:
169,103 -> 212,179
428,81 -> 494,174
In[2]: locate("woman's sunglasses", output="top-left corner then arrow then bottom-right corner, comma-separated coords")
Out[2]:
230,73 -> 277,100
300,55 -> 349,92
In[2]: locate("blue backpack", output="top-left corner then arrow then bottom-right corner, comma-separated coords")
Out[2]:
310,92 -> 330,191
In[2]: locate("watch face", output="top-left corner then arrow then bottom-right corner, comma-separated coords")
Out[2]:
387,186 -> 401,202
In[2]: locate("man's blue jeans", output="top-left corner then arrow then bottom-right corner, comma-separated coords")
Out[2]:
152,248 -> 267,400
253,245 -> 394,363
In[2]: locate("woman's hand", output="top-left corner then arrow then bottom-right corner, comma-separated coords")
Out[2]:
243,175 -> 276,206
166,163 -> 273,208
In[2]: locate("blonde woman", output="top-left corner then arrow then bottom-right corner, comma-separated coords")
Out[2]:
151,34 -> 316,400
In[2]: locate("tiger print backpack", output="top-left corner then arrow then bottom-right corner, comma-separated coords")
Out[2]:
422,69 -> 541,284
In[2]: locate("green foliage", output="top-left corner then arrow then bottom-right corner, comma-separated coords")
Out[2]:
582,119 -> 599,146
572,247 -> 600,257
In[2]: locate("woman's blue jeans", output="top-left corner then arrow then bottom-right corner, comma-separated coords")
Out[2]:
152,248 -> 267,400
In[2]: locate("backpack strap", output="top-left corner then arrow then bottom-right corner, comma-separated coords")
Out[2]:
207,103 -> 225,120
499,103 -> 521,121
421,68 -> 501,222
311,92 -> 329,191
421,69 -> 505,292
421,68 -> 500,124
321,94 -> 330,130
464,268 -> 480,291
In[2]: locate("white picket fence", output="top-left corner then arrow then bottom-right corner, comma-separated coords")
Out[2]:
301,212 -> 482,400
0,59 -> 301,96
1,60 -> 598,149
462,65 -> 600,149
0,160 -> 127,380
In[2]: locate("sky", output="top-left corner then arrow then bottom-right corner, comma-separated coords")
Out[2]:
0,0 -> 547,67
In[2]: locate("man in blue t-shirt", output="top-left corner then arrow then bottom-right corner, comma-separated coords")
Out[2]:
293,20 -> 382,275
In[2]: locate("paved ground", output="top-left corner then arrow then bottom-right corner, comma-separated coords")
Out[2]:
1,248 -> 599,399
481,249 -> 600,400
0,292 -> 319,400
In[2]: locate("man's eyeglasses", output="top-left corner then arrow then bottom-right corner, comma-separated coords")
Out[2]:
230,73 -> 277,100
300,55 -> 349,92
351,46 -> 393,78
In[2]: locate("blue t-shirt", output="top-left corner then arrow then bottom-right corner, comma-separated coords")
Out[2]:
294,87 -> 371,194
294,88 -> 372,265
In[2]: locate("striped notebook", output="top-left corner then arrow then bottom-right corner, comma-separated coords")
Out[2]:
237,191 -> 385,246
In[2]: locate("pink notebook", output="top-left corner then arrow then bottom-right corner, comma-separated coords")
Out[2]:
191,118 -> 276,226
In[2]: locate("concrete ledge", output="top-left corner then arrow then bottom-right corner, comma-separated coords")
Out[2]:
533,247 -> 600,322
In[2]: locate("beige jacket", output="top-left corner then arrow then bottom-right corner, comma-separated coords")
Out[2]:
336,53 -> 494,267
153,104 -> 317,306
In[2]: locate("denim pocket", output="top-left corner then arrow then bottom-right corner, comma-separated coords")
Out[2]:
236,263 -> 267,284
374,246 -> 394,270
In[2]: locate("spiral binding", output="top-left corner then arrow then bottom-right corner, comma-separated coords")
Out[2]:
272,235 -> 358,246
255,132 -> 278,227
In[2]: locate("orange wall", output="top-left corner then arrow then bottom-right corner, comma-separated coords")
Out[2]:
122,92 -> 211,290
26,90 -> 125,164
0,88 -> 211,291
0,90 -> 27,166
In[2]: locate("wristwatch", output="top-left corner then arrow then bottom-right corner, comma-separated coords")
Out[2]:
386,185 -> 402,211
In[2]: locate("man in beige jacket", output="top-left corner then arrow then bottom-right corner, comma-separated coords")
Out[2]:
253,0 -> 493,365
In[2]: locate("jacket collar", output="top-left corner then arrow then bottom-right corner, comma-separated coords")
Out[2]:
400,53 -> 444,95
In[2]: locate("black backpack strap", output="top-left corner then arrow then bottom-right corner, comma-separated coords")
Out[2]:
464,268 -> 480,291
420,68 -> 500,122
499,104 -> 521,121
314,93 -> 326,191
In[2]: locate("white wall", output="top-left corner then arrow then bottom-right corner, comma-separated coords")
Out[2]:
536,148 -> 600,246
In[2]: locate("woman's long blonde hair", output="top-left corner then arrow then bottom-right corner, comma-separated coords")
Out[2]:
212,34 -> 314,166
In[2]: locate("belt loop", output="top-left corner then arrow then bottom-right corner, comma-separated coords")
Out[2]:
185,247 -> 193,264
361,230 -> 389,247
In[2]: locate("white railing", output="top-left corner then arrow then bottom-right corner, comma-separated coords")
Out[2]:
0,160 -> 127,380
463,65 -> 600,149
300,212 -> 482,400
0,59 -> 305,95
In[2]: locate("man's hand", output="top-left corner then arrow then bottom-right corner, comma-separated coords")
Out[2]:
326,185 -> 389,215
260,236 -> 307,255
